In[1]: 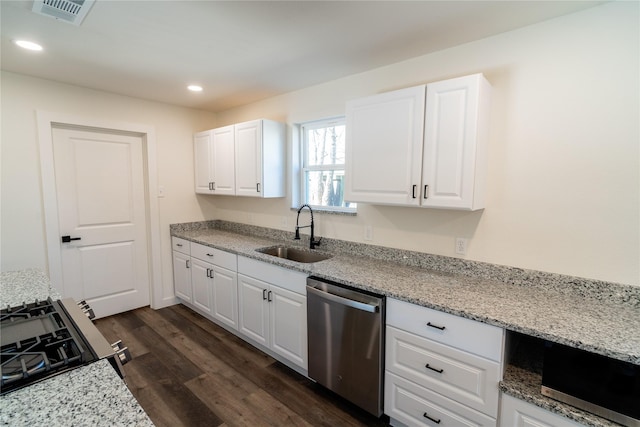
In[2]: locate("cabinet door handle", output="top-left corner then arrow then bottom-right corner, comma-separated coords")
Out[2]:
209,182 -> 213,191
425,363 -> 444,374
256,183 -> 261,193
186,260 -> 190,269
212,182 -> 216,190
263,289 -> 267,300
424,184 -> 429,199
207,268 -> 211,278
427,321 -> 445,331
412,185 -> 417,199
267,290 -> 272,302
423,412 -> 441,424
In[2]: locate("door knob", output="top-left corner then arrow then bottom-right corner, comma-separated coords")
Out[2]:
61,235 -> 81,243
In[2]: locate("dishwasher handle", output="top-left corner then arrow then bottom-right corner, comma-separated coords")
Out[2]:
307,284 -> 379,313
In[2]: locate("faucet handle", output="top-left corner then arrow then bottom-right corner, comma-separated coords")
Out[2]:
310,237 -> 322,249
294,227 -> 301,240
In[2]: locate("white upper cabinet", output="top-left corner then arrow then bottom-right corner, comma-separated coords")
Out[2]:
235,120 -> 261,197
345,86 -> 425,206
422,74 -> 491,210
194,127 -> 235,195
235,119 -> 285,198
194,131 -> 214,194
211,125 -> 236,195
345,73 -> 491,211
194,119 -> 285,198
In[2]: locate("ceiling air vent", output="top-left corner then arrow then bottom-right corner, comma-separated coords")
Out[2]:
32,0 -> 96,26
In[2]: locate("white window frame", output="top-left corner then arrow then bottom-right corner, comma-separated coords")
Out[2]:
299,117 -> 355,213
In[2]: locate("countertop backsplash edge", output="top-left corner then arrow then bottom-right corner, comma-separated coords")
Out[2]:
170,220 -> 639,308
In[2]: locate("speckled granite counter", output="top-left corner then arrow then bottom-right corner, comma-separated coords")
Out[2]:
0,269 -> 154,427
171,220 -> 640,427
0,269 -> 60,305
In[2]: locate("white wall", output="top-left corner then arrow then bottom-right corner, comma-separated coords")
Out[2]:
214,2 -> 639,286
1,2 -> 637,288
0,72 -> 217,302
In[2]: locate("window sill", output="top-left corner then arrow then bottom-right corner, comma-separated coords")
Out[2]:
289,207 -> 356,216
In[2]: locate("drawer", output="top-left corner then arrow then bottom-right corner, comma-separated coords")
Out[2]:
172,237 -> 190,255
386,326 -> 500,417
499,394 -> 585,427
385,371 -> 496,427
237,256 -> 307,295
387,298 -> 503,361
191,243 -> 237,270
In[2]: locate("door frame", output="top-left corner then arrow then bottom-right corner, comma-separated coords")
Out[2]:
37,110 -> 163,310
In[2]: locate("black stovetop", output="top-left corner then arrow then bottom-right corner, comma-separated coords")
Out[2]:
1,298 -> 92,395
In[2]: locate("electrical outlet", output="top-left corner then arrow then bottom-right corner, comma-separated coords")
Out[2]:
455,237 -> 467,255
280,216 -> 288,228
364,226 -> 373,241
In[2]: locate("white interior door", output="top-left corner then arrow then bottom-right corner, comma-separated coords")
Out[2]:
52,126 -> 150,318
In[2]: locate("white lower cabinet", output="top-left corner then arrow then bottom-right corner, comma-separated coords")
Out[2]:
189,258 -> 239,331
190,258 -> 212,313
500,394 -> 585,427
172,237 -> 192,302
237,256 -> 308,371
210,265 -> 238,329
172,242 -> 307,372
385,372 -> 496,427
172,238 -> 238,331
385,298 -> 504,427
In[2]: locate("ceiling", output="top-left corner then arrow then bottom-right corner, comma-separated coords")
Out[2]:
1,1 -> 605,113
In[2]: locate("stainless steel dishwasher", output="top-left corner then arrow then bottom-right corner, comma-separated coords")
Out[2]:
306,276 -> 385,417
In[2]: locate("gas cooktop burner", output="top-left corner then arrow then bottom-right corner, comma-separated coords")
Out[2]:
1,298 -> 88,394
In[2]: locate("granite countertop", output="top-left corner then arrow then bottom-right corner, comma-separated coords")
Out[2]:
0,269 -> 154,427
172,221 -> 640,427
171,224 -> 640,366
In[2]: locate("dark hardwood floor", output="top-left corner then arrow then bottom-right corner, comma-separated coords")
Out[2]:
94,304 -> 389,427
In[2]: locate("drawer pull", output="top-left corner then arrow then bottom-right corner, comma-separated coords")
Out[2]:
427,321 -> 446,331
176,243 -> 183,247
206,253 -> 214,257
425,363 -> 444,374
423,412 -> 441,424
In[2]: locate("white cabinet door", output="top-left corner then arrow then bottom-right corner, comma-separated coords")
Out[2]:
422,74 -> 491,210
173,251 -> 192,302
235,120 -> 262,197
238,274 -> 270,347
237,260 -> 307,370
345,85 -> 426,206
500,394 -> 585,427
212,125 -> 236,195
194,120 -> 284,198
211,265 -> 238,330
194,131 -> 213,194
191,258 -> 212,314
345,73 -> 491,210
270,285 -> 307,369
235,119 -> 285,198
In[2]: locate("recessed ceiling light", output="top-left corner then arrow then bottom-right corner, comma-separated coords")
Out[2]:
187,85 -> 203,92
14,40 -> 43,51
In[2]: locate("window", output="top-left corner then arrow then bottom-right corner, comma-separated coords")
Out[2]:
300,118 -> 356,212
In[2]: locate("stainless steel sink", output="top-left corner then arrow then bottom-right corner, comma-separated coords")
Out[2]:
256,246 -> 332,263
